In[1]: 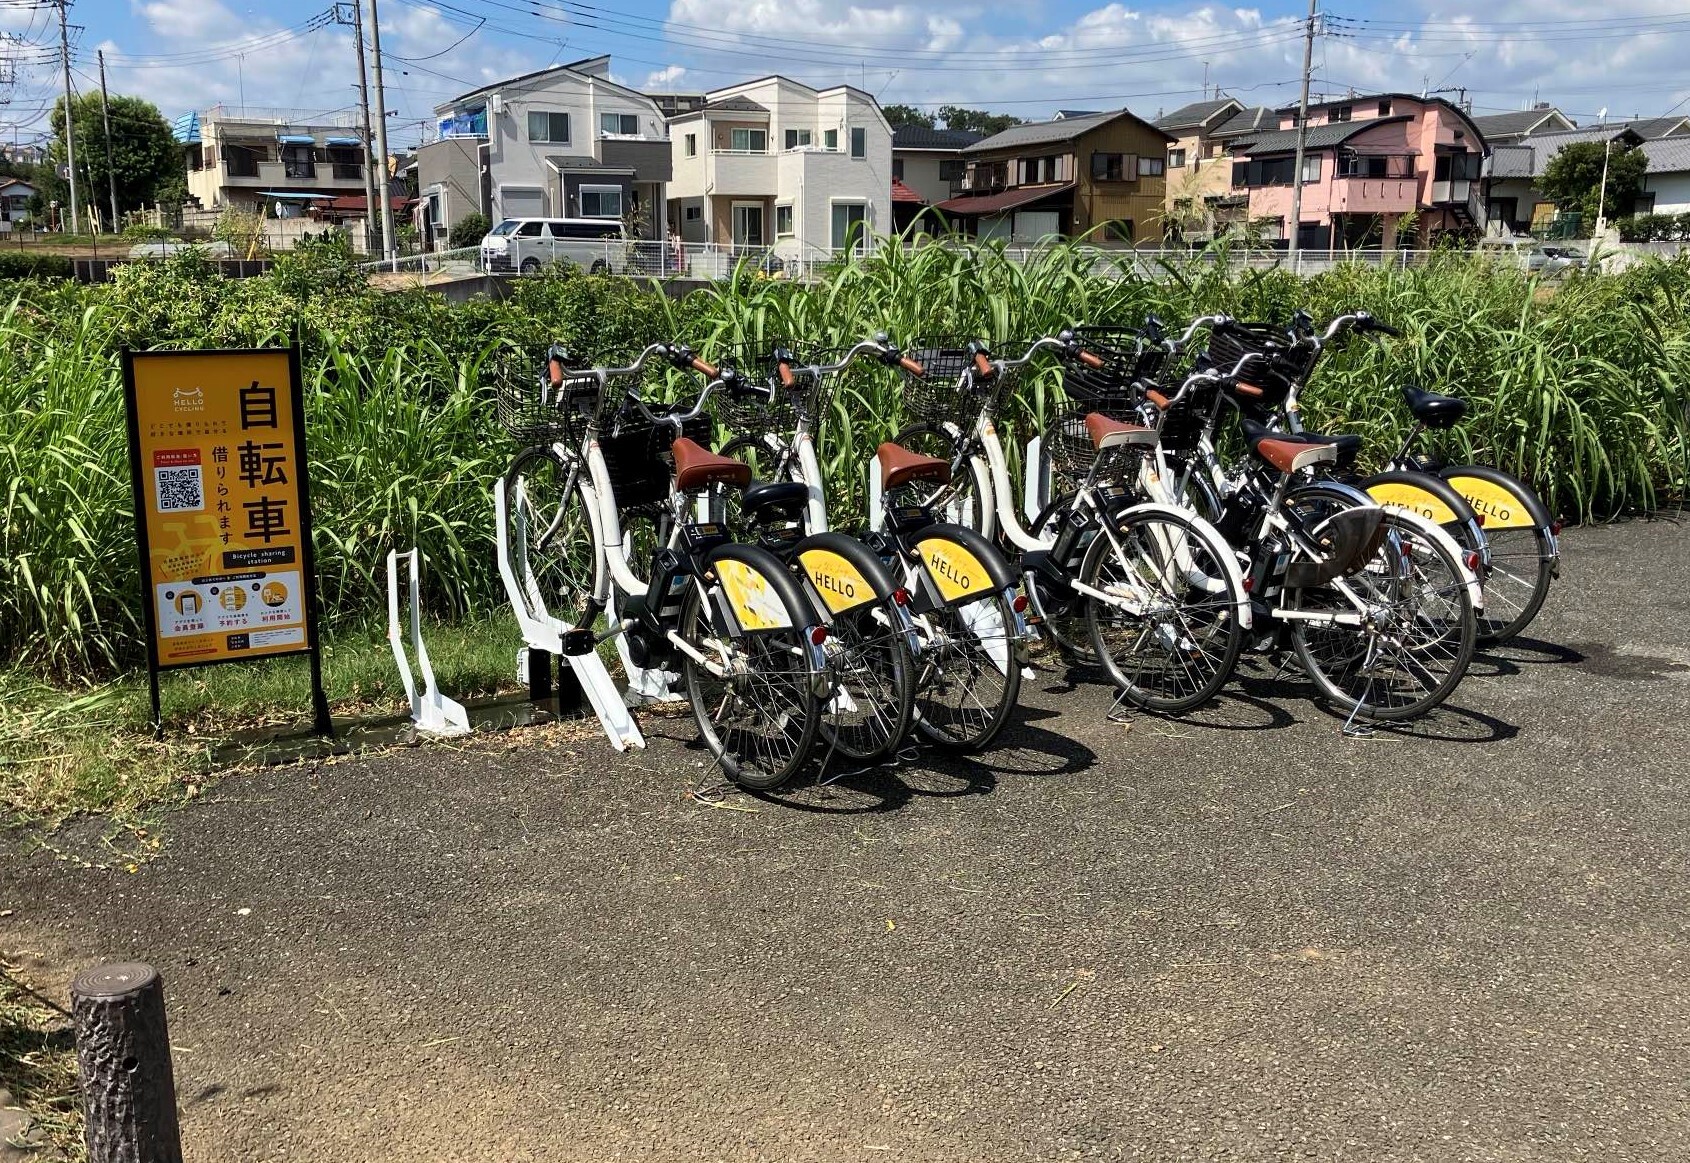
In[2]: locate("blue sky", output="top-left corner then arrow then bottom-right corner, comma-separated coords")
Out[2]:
5,0 -> 1688,148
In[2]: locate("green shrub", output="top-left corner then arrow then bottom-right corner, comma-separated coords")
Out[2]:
448,212 -> 491,250
120,223 -> 174,242
0,252 -> 75,281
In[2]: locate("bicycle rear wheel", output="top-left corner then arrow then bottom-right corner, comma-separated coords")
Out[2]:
678,577 -> 820,790
503,445 -> 600,626
820,594 -> 916,762
1288,511 -> 1476,721
913,590 -> 1022,752
1081,507 -> 1246,713
1026,492 -> 1099,666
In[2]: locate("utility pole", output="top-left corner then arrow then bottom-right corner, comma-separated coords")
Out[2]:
1595,107 -> 1612,235
337,2 -> 379,254
364,0 -> 398,264
56,0 -> 80,234
98,50 -> 118,231
1287,0 -> 1317,265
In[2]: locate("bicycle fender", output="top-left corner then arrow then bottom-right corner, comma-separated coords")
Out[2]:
913,521 -> 1018,605
793,531 -> 897,616
1382,509 -> 1487,613
706,542 -> 819,635
1438,464 -> 1553,531
1116,500 -> 1253,631
1361,469 -> 1477,529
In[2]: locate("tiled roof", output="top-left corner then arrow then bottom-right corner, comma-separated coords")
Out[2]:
1488,126 -> 1679,180
1156,98 -> 1240,132
934,182 -> 1075,216
1231,116 -> 1411,155
1472,109 -> 1568,140
964,109 -> 1171,153
1629,116 -> 1690,139
892,126 -> 984,151
1213,106 -> 1276,138
1643,136 -> 1690,174
891,177 -> 926,204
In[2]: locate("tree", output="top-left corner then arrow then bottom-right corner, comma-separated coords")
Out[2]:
880,104 -> 935,130
1539,140 -> 1648,230
937,106 -> 1023,136
449,212 -> 491,250
44,92 -> 180,225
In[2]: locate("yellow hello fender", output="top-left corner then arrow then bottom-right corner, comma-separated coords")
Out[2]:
1366,481 -> 1459,526
713,558 -> 793,632
799,548 -> 875,614
917,536 -> 995,603
1446,475 -> 1535,529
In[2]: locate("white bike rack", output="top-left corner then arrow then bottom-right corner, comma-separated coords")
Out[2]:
387,548 -> 471,738
1022,435 -> 1050,525
494,481 -> 646,751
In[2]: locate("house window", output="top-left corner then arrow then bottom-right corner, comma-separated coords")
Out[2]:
938,159 -> 965,181
824,128 -> 839,151
684,205 -> 701,221
1301,154 -> 1321,183
1169,147 -> 1187,169
729,128 -> 767,152
527,111 -> 570,143
851,127 -> 867,158
1330,104 -> 1352,122
685,133 -> 697,157
1138,155 -> 1165,177
1377,99 -> 1392,117
599,112 -> 639,136
579,184 -> 623,218
831,201 -> 867,250
1091,152 -> 1126,181
775,204 -> 794,236
784,129 -> 812,149
892,158 -> 904,179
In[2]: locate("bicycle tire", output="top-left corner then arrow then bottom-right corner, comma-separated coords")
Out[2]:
1440,465 -> 1557,643
679,546 -> 822,790
1081,506 -> 1246,713
1286,509 -> 1477,722
889,422 -> 990,535
502,445 -> 601,627
913,589 -> 1023,752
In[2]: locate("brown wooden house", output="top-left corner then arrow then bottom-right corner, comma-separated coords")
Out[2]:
934,109 -> 1175,243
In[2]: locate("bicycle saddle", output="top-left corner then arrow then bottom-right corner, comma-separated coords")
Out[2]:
1401,383 -> 1467,429
876,442 -> 951,490
671,438 -> 753,493
1239,418 -> 1338,474
1084,412 -> 1158,451
740,480 -> 809,523
1240,419 -> 1361,470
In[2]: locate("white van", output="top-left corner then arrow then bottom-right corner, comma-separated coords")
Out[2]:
481,217 -> 628,275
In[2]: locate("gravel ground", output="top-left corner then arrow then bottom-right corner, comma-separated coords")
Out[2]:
4,518 -> 1689,1162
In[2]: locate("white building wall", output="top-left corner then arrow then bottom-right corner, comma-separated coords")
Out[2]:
1644,172 -> 1690,215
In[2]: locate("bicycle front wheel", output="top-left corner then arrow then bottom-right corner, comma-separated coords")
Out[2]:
913,590 -> 1022,752
679,579 -> 820,790
1288,511 -> 1476,721
503,445 -> 600,626
1081,507 -> 1246,713
890,422 -> 989,533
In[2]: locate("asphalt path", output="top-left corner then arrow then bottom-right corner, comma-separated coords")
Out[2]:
5,519 -> 1689,1162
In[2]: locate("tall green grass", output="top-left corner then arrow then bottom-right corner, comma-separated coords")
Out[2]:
2,239 -> 1687,675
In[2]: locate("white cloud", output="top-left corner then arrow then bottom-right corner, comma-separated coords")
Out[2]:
645,64 -> 689,89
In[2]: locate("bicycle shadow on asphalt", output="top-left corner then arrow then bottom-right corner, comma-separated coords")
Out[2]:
1468,637 -> 1586,680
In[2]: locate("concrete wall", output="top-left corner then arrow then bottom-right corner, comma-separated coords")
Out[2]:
417,137 -> 486,230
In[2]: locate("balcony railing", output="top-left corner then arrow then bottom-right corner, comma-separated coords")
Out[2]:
332,162 -> 363,180
284,160 -> 316,179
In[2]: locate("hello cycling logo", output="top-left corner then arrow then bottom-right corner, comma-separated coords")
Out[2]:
171,385 -> 207,414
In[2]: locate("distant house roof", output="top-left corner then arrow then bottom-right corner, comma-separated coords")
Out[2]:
1155,98 -> 1242,133
963,109 -> 1172,154
1473,108 -> 1572,141
1642,136 -> 1690,174
1213,106 -> 1276,138
1056,109 -> 1101,119
702,95 -> 769,115
1231,116 -> 1412,155
891,177 -> 926,204
435,56 -> 650,115
1628,116 -> 1690,139
0,179 -> 34,197
893,126 -> 984,152
934,182 -> 1075,216
1488,126 -> 1649,180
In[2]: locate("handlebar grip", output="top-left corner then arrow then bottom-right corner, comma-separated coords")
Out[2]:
1234,382 -> 1265,399
899,355 -> 926,376
973,351 -> 995,378
546,357 -> 565,388
690,356 -> 719,378
1077,350 -> 1105,370
1145,389 -> 1170,411
1371,321 -> 1403,338
777,360 -> 796,388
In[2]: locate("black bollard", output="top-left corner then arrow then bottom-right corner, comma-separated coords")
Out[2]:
70,963 -> 183,1163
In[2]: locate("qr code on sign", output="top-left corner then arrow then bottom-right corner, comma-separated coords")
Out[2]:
155,466 -> 204,513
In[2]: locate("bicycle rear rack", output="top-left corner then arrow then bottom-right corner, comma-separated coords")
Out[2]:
494,480 -> 646,751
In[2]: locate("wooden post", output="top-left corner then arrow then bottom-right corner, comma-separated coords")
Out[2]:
70,963 -> 184,1163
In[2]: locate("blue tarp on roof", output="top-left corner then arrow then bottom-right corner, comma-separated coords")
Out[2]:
172,110 -> 200,144
277,134 -> 316,144
324,135 -> 362,146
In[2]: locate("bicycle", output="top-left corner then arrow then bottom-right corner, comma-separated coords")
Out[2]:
500,342 -> 832,789
883,332 -> 1253,714
712,335 -> 1034,752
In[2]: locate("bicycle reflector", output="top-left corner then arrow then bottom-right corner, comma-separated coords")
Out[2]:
809,625 -> 830,646
1474,512 -> 1486,526
892,587 -> 910,607
1551,520 -> 1564,536
1012,594 -> 1029,614
1465,551 -> 1482,573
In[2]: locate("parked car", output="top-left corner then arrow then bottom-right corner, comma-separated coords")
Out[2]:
480,217 -> 628,275
1524,245 -> 1585,275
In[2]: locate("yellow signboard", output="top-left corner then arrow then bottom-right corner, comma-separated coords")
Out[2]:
1365,481 -> 1460,527
917,536 -> 996,604
124,349 -> 321,675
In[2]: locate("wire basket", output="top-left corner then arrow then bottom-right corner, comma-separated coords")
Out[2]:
1061,326 -> 1168,404
1045,396 -> 1152,483
708,342 -> 807,437
900,337 -> 1018,427
1201,321 -> 1318,408
599,403 -> 714,508
492,349 -> 600,446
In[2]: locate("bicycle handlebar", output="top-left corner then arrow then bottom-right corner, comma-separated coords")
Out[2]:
1145,351 -> 1267,411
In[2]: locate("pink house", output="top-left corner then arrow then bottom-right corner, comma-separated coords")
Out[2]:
1226,94 -> 1487,249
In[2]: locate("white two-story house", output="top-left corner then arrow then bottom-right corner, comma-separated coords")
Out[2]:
416,55 -> 670,240
664,77 -> 893,261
